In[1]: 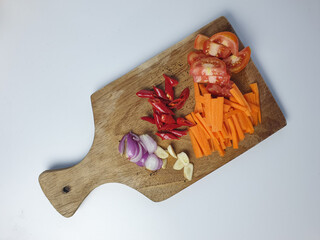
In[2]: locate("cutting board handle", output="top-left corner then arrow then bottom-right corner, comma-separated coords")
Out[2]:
39,160 -> 96,218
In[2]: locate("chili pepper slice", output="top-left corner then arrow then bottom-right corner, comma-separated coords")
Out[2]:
168,98 -> 182,109
159,123 -> 182,131
163,74 -> 179,87
176,117 -> 195,126
175,87 -> 190,110
148,98 -> 175,115
156,132 -> 179,140
136,90 -> 155,98
141,116 -> 155,124
160,114 -> 176,124
169,129 -> 188,137
165,78 -> 174,100
153,111 -> 162,129
153,86 -> 168,100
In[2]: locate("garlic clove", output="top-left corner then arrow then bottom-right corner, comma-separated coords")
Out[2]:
167,144 -> 177,158
184,163 -> 193,181
173,158 -> 185,170
177,152 -> 189,166
155,146 -> 169,159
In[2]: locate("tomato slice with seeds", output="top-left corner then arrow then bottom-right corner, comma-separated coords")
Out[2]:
194,34 -> 209,50
187,51 -> 206,65
193,75 -> 231,85
210,31 -> 239,55
223,46 -> 251,73
189,57 -> 228,77
203,40 -> 231,59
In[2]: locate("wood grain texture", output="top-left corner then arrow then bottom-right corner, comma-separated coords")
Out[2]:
39,16 -> 286,217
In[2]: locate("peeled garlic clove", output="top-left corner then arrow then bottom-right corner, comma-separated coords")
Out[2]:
167,144 -> 177,158
177,152 -> 189,166
184,163 -> 193,181
173,158 -> 185,170
162,159 -> 167,169
155,146 -> 169,159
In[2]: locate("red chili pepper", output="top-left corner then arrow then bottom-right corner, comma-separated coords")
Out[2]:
148,98 -> 175,115
165,79 -> 174,100
176,117 -> 195,126
136,90 -> 155,98
141,116 -> 155,124
160,114 -> 176,124
168,98 -> 182,109
175,87 -> 190,110
169,129 -> 188,137
163,74 -> 179,87
153,111 -> 162,129
153,86 -> 168,100
156,132 -> 179,140
159,123 -> 182,131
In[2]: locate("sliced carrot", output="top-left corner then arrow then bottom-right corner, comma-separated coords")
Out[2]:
221,122 -> 230,138
231,114 -> 245,141
217,131 -> 227,149
230,84 -> 252,113
223,104 -> 231,113
250,83 -> 261,123
229,96 -> 237,103
236,111 -> 248,131
242,112 -> 254,134
224,99 -> 251,116
216,97 -> 224,131
227,118 -> 238,149
191,112 -> 211,139
189,130 -> 203,158
204,93 -> 212,123
185,114 -> 196,124
199,83 -> 209,95
189,125 -> 211,156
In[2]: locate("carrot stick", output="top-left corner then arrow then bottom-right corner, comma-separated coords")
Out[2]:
242,112 -> 254,134
229,96 -> 237,103
236,111 -> 248,131
216,97 -> 224,131
189,130 -> 203,158
191,112 -> 211,139
199,83 -> 209,95
224,99 -> 251,116
185,114 -> 196,124
217,131 -> 227,149
204,93 -> 212,123
189,125 -> 211,156
223,104 -> 231,113
227,118 -> 238,149
250,83 -> 261,123
231,115 -> 245,141
230,84 -> 252,113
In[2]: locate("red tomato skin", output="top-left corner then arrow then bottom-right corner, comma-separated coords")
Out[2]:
194,34 -> 209,50
203,40 -> 231,59
189,57 -> 228,77
187,51 -> 206,65
210,31 -> 239,55
223,46 -> 251,73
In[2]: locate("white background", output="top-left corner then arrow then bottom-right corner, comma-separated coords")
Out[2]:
1,0 -> 319,239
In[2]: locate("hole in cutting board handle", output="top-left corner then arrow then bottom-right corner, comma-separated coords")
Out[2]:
62,186 -> 71,193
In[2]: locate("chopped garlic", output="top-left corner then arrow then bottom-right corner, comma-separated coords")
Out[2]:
167,144 -> 177,158
177,152 -> 189,166
173,158 -> 185,170
162,159 -> 167,169
155,146 -> 169,159
184,163 -> 194,181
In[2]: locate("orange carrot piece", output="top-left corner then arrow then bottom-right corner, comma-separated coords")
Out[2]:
189,125 -> 211,156
236,111 -> 248,131
229,96 -> 237,103
230,84 -> 252,113
199,83 -> 209,95
217,131 -> 227,149
189,130 -> 203,158
194,82 -> 203,113
224,99 -> 251,116
185,114 -> 196,124
227,118 -> 238,149
223,104 -> 231,113
242,112 -> 254,134
211,98 -> 218,131
191,112 -> 211,139
231,114 -> 245,141
204,93 -> 212,123
221,122 -> 230,138
250,83 -> 261,123
216,97 -> 224,131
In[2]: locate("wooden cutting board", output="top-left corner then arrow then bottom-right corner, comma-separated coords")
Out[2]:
39,16 -> 286,217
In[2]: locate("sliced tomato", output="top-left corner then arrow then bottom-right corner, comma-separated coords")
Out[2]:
223,46 -> 251,73
193,74 -> 230,85
210,31 -> 239,55
206,82 -> 234,97
187,51 -> 206,65
194,34 -> 209,50
203,40 -> 231,59
189,57 -> 228,77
